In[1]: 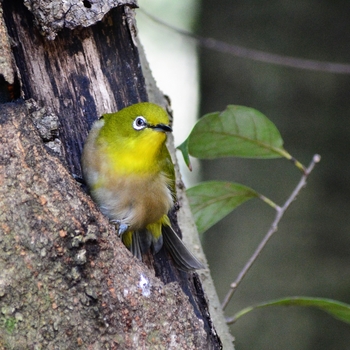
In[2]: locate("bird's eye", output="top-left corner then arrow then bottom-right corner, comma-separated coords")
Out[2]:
133,116 -> 148,131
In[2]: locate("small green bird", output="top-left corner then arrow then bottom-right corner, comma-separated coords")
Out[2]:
82,102 -> 203,271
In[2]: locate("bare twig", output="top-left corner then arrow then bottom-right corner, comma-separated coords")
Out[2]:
139,9 -> 350,75
221,154 -> 321,311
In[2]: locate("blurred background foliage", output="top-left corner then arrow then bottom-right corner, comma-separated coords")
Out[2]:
138,0 -> 350,348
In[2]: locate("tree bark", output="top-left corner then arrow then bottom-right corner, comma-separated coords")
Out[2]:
0,0 -> 223,348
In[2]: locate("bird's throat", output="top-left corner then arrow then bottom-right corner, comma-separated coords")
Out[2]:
106,132 -> 166,176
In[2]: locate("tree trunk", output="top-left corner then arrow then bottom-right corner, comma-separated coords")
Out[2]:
0,0 -> 223,348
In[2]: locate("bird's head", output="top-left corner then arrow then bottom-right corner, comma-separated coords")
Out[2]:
94,103 -> 173,174
99,102 -> 172,143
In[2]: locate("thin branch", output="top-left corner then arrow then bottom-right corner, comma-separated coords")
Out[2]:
139,9 -> 350,75
221,154 -> 321,311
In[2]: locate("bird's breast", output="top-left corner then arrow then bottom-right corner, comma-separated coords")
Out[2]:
91,172 -> 173,231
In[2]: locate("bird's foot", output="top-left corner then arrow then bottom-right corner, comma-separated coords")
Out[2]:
110,220 -> 129,236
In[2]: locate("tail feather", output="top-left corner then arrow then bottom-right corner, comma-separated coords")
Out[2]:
130,230 -> 142,260
128,229 -> 163,256
162,225 -> 204,271
124,226 -> 204,271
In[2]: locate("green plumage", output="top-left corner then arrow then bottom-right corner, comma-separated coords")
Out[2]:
82,102 -> 203,271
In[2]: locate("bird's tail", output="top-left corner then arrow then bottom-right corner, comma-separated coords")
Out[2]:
123,226 -> 204,271
161,225 -> 204,271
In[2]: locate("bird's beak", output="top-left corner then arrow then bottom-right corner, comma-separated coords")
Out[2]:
150,124 -> 172,133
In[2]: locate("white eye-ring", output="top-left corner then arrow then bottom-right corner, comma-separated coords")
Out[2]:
133,116 -> 148,131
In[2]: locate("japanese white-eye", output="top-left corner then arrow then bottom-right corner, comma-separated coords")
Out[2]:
81,102 -> 203,271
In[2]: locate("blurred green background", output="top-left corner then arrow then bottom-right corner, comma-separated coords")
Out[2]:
200,1 -> 350,349
138,0 -> 350,348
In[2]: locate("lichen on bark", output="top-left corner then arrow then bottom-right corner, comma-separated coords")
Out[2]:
23,0 -> 137,39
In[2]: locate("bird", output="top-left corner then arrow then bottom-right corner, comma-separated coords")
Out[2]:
81,102 -> 203,271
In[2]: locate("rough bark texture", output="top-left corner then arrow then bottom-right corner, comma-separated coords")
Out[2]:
0,101 -> 207,349
3,0 -> 146,176
0,0 -> 223,348
23,0 -> 137,40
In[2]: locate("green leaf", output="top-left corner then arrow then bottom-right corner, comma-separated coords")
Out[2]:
230,297 -> 350,325
187,105 -> 291,159
186,181 -> 258,234
177,138 -> 192,171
